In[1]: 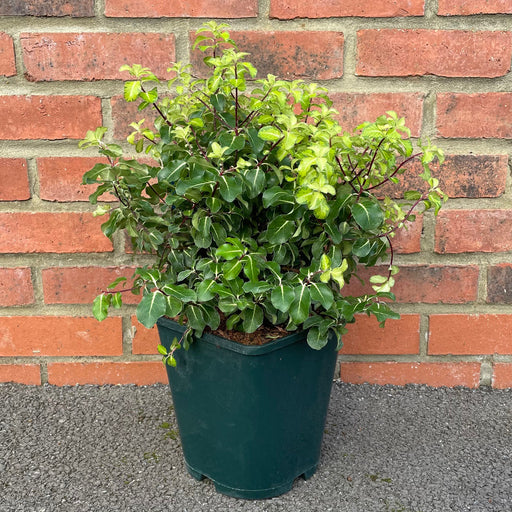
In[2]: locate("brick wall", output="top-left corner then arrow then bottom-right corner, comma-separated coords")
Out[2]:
0,0 -> 511,388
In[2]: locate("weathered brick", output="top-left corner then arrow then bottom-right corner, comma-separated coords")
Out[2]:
270,0 -> 424,18
131,316 -> 160,355
492,364 -> 512,389
191,31 -> 344,81
382,155 -> 508,199
487,264 -> 512,304
344,265 -> 479,304
435,209 -> 512,254
429,314 -> 512,355
0,213 -> 113,253
437,93 -> 512,139
43,266 -> 137,304
340,362 -> 481,387
0,33 -> 16,77
0,0 -> 94,17
0,316 -> 122,356
0,159 -> 30,201
439,0 -> 512,15
111,95 -> 159,141
37,157 -> 116,202
332,92 -> 423,136
0,96 -> 102,140
47,361 -> 167,385
22,33 -> 175,81
0,364 -> 41,385
105,0 -> 257,18
392,216 -> 422,254
341,315 -> 420,355
0,268 -> 34,306
357,30 -> 512,78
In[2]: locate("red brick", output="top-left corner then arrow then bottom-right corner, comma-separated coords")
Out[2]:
0,95 -> 102,140
37,157 -> 117,202
492,364 -> 512,389
435,209 -> 512,254
0,268 -> 34,306
392,215 -> 422,254
22,33 -> 175,82
383,154 -> 508,199
191,31 -> 344,81
270,0 -> 424,18
0,33 -> 16,77
132,316 -> 160,354
437,93 -> 512,139
43,266 -> 137,304
111,94 -> 159,141
0,316 -> 122,356
429,314 -> 512,355
0,212 -> 113,254
0,364 -> 41,385
345,265 -> 479,304
357,30 -> 511,78
47,361 -> 167,386
0,0 -> 94,16
105,0 -> 257,17
0,159 -> 30,201
332,92 -> 423,136
439,0 -> 512,15
487,264 -> 512,304
340,362 -> 481,387
341,315 -> 420,355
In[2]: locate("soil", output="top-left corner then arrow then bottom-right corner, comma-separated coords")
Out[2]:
207,314 -> 290,345
169,313 -> 293,346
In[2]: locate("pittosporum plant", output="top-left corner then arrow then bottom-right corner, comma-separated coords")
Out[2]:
80,22 -> 446,366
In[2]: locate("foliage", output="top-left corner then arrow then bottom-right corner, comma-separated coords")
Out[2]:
81,22 -> 446,363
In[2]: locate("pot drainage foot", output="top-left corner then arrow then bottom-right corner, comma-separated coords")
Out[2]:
212,481 -> 295,500
185,464 -> 205,481
302,464 -> 318,480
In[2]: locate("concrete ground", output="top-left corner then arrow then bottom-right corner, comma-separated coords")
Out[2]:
1,382 -> 511,512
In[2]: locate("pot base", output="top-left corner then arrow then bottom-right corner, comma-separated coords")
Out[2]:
185,461 -> 318,500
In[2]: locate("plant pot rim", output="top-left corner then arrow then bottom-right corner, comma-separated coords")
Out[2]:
157,316 -> 316,356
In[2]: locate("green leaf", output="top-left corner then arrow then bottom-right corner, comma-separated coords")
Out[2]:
258,126 -> 282,142
307,326 -> 329,350
136,291 -> 167,328
197,279 -> 216,301
271,284 -> 295,312
243,167 -> 266,198
92,293 -> 110,321
218,174 -> 243,202
262,186 -> 295,208
351,200 -> 384,231
248,127 -> 265,154
242,254 -> 259,282
161,284 -> 197,303
309,282 -> 334,310
165,295 -> 183,318
290,285 -> 311,324
157,160 -> 187,182
124,81 -> 142,102
222,259 -> 243,280
267,217 -> 296,244
352,239 -> 372,258
242,281 -> 273,294
241,305 -> 264,333
216,243 -> 244,260
185,304 -> 207,335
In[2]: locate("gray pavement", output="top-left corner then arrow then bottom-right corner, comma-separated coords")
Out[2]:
1,382 -> 511,512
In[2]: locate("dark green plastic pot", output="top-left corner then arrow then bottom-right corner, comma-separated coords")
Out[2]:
157,317 -> 338,500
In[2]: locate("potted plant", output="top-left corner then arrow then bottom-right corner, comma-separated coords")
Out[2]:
80,22 -> 445,499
